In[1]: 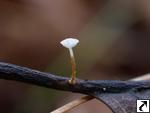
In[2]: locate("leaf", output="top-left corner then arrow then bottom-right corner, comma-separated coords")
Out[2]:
87,81 -> 150,113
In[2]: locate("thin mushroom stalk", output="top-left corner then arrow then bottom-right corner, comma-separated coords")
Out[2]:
60,38 -> 79,84
69,48 -> 76,84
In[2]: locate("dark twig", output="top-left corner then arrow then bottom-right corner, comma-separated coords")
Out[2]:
0,62 -> 150,96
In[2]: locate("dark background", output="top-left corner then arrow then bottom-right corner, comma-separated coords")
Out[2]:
0,0 -> 150,113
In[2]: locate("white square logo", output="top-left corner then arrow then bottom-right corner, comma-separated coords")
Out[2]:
137,100 -> 150,112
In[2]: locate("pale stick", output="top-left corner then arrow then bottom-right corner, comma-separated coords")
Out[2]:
51,96 -> 93,113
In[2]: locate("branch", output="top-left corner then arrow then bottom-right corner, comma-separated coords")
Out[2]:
0,62 -> 149,95
0,62 -> 150,113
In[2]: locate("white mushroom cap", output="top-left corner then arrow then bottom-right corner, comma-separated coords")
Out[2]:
60,38 -> 79,49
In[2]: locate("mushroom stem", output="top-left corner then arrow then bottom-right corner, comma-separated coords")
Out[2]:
69,48 -> 76,84
69,48 -> 74,58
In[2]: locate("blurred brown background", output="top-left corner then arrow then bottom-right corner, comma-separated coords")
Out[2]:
0,0 -> 150,113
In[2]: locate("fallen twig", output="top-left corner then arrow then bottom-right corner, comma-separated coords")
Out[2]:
51,96 -> 93,113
